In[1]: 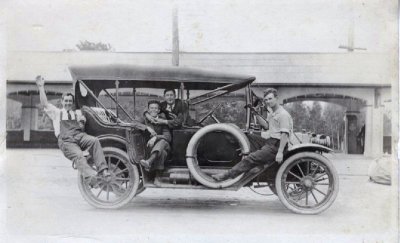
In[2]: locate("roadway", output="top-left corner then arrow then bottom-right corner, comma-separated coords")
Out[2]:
2,149 -> 398,243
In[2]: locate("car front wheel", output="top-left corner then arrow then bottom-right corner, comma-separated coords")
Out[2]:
275,152 -> 339,214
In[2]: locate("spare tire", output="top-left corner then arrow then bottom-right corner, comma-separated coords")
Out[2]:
186,123 -> 251,188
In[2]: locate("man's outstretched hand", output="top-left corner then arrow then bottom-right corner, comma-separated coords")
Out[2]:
275,152 -> 284,164
36,75 -> 45,87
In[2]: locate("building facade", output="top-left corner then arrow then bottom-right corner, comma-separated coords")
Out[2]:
6,51 -> 396,157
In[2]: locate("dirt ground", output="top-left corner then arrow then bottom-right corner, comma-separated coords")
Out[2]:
1,149 -> 399,243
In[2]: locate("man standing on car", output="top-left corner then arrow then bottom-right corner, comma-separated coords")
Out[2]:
139,100 -> 171,171
35,75 -> 110,180
212,88 -> 293,181
145,89 -> 189,128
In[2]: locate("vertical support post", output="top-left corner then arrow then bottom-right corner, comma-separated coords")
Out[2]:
30,107 -> 39,131
364,105 -> 384,157
364,106 -> 372,157
133,88 -> 136,119
115,80 -> 119,118
371,107 -> 384,156
343,115 -> 348,154
337,130 -> 340,151
391,55 -> 399,157
21,93 -> 39,141
245,85 -> 251,131
30,93 -> 38,131
21,106 -> 31,141
180,83 -> 184,101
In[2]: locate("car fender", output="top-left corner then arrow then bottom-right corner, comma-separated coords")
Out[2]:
98,134 -> 143,164
98,134 -> 128,152
285,143 -> 333,159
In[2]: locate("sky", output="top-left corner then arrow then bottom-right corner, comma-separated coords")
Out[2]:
4,0 -> 398,53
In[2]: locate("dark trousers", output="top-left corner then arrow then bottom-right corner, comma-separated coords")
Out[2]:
228,137 -> 282,178
149,139 -> 170,170
58,133 -> 108,172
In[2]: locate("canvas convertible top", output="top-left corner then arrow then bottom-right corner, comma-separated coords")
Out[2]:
69,64 -> 256,91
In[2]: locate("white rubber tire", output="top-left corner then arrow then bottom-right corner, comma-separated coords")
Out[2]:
186,123 -> 250,188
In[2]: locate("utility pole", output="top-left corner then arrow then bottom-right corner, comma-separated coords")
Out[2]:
338,24 -> 366,52
172,5 -> 179,66
338,0 -> 366,52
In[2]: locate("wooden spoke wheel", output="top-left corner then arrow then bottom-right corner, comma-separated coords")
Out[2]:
78,147 -> 139,209
275,152 -> 339,214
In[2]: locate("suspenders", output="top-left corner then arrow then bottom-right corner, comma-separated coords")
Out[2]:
59,110 -> 80,170
60,110 -> 77,121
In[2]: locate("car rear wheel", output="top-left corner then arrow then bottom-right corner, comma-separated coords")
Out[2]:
77,147 -> 139,209
275,152 -> 339,214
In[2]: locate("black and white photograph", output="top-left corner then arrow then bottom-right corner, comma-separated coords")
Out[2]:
1,0 -> 399,242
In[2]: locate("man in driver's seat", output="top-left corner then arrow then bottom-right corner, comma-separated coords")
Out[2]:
35,76 -> 110,183
212,88 -> 293,181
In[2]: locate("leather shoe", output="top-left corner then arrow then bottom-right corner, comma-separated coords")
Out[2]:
99,168 -> 111,177
76,160 -> 97,177
140,159 -> 151,171
211,172 -> 231,181
85,175 -> 100,188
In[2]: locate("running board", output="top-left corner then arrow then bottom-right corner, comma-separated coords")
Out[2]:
144,182 -> 237,191
140,165 -> 268,191
227,164 -> 271,190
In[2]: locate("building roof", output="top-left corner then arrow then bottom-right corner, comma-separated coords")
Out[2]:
7,51 -> 394,87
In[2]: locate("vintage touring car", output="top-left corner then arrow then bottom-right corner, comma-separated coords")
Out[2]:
69,64 -> 339,214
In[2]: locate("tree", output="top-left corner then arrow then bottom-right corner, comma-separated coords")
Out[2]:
322,103 -> 346,149
284,102 -> 310,132
308,101 -> 324,133
76,40 -> 114,51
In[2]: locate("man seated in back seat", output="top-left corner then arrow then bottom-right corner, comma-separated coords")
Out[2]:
139,100 -> 172,171
145,88 -> 194,129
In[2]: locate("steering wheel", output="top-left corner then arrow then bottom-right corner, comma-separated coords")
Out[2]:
197,104 -> 222,125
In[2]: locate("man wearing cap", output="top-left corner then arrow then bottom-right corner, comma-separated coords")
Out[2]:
35,75 -> 110,182
212,88 -> 293,181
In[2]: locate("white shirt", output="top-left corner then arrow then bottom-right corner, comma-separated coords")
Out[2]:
44,103 -> 84,137
265,106 -> 293,140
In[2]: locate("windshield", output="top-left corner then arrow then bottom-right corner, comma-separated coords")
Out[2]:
191,90 -> 246,128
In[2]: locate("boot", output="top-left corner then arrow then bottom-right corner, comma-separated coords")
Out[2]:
76,159 -> 97,177
85,175 -> 100,189
140,152 -> 158,172
86,169 -> 111,189
211,171 -> 231,181
98,168 -> 111,177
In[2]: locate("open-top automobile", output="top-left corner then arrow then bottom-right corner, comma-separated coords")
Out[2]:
69,64 -> 339,214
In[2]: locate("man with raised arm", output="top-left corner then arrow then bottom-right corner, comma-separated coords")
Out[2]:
212,88 -> 293,181
35,75 -> 110,181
